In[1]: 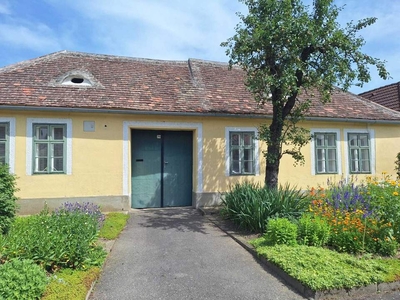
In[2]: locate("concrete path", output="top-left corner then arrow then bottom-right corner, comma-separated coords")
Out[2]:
89,208 -> 305,300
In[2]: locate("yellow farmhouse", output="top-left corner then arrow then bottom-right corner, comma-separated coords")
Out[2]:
1,51 -> 400,214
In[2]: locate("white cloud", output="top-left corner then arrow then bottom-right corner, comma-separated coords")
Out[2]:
0,23 -> 60,51
45,0 -> 244,61
0,2 -> 11,15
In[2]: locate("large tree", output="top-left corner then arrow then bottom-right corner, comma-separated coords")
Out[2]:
221,0 -> 389,189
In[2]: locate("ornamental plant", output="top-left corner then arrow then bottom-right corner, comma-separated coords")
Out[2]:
366,174 -> 400,241
221,182 -> 309,233
297,214 -> 330,247
0,259 -> 47,300
0,203 -> 106,271
0,163 -> 18,234
395,153 -> 400,178
308,179 -> 398,256
264,218 -> 298,246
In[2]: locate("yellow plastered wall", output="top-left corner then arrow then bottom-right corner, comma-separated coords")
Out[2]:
2,110 -> 400,201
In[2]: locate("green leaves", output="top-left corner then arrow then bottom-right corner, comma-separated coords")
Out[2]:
222,0 -> 389,188
0,207 -> 107,272
0,259 -> 47,300
0,164 -> 19,234
221,182 -> 309,233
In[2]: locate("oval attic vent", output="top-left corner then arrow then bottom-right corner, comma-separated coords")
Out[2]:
61,74 -> 92,87
71,77 -> 84,84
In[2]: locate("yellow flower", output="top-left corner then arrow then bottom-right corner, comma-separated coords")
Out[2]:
393,191 -> 399,196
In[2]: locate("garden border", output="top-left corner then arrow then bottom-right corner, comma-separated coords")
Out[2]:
198,208 -> 400,300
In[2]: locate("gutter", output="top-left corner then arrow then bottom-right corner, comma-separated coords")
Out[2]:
1,105 -> 400,125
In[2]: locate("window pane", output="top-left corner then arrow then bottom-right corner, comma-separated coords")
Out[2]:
243,134 -> 253,146
327,160 -> 337,173
37,158 -> 48,172
244,149 -> 253,161
53,143 -> 64,156
36,143 -> 48,156
360,149 -> 369,160
0,126 -> 6,140
316,134 -> 324,146
327,149 -> 336,160
231,134 -> 239,146
349,134 -> 357,146
231,161 -> 240,174
317,160 -> 325,173
53,127 -> 64,140
326,134 -> 336,147
316,148 -> 325,161
36,126 -> 49,140
0,143 -> 5,158
53,158 -> 64,172
244,161 -> 253,173
231,149 -> 239,160
361,160 -> 370,172
359,135 -> 369,147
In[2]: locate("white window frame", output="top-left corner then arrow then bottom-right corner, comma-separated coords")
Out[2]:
0,118 -> 16,173
26,118 -> 72,175
225,127 -> 259,176
310,129 -> 341,176
344,129 -> 375,175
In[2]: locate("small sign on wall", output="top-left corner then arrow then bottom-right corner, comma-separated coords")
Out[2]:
83,121 -> 95,132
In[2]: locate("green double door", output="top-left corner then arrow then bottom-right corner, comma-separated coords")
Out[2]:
131,130 -> 193,208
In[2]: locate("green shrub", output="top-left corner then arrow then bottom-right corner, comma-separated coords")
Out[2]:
0,259 -> 47,299
264,218 -> 297,246
0,204 -> 107,271
297,214 -> 330,247
0,164 -> 18,234
367,176 -> 400,241
221,182 -> 309,233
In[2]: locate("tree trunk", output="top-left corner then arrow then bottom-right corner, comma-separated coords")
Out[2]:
265,145 -> 280,189
265,111 -> 284,189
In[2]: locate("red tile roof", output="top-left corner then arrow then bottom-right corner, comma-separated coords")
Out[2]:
1,51 -> 400,121
359,82 -> 400,112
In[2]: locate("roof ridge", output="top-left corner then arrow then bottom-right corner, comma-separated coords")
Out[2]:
0,50 -> 68,73
351,89 -> 400,117
0,50 -> 191,74
359,81 -> 400,96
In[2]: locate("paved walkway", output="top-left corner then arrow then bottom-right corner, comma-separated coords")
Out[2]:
89,208 -> 305,300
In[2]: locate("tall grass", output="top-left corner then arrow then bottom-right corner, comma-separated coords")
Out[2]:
221,182 -> 309,233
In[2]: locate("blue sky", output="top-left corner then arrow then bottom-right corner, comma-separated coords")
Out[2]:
0,0 -> 399,94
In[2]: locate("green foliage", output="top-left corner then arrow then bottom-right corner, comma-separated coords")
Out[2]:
367,175 -> 400,241
297,214 -> 330,247
221,182 -> 309,233
265,218 -> 298,246
42,267 -> 101,300
0,205 -> 107,271
308,181 -> 399,256
395,153 -> 400,179
222,0 -> 389,188
0,259 -> 47,299
0,164 -> 18,234
99,212 -> 130,240
249,241 -> 392,291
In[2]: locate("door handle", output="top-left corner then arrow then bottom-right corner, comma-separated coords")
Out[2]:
164,161 -> 168,164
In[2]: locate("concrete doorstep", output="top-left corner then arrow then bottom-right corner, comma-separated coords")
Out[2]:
198,208 -> 400,300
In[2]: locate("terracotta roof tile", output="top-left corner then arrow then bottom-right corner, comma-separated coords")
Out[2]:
0,51 -> 400,121
359,82 -> 400,112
